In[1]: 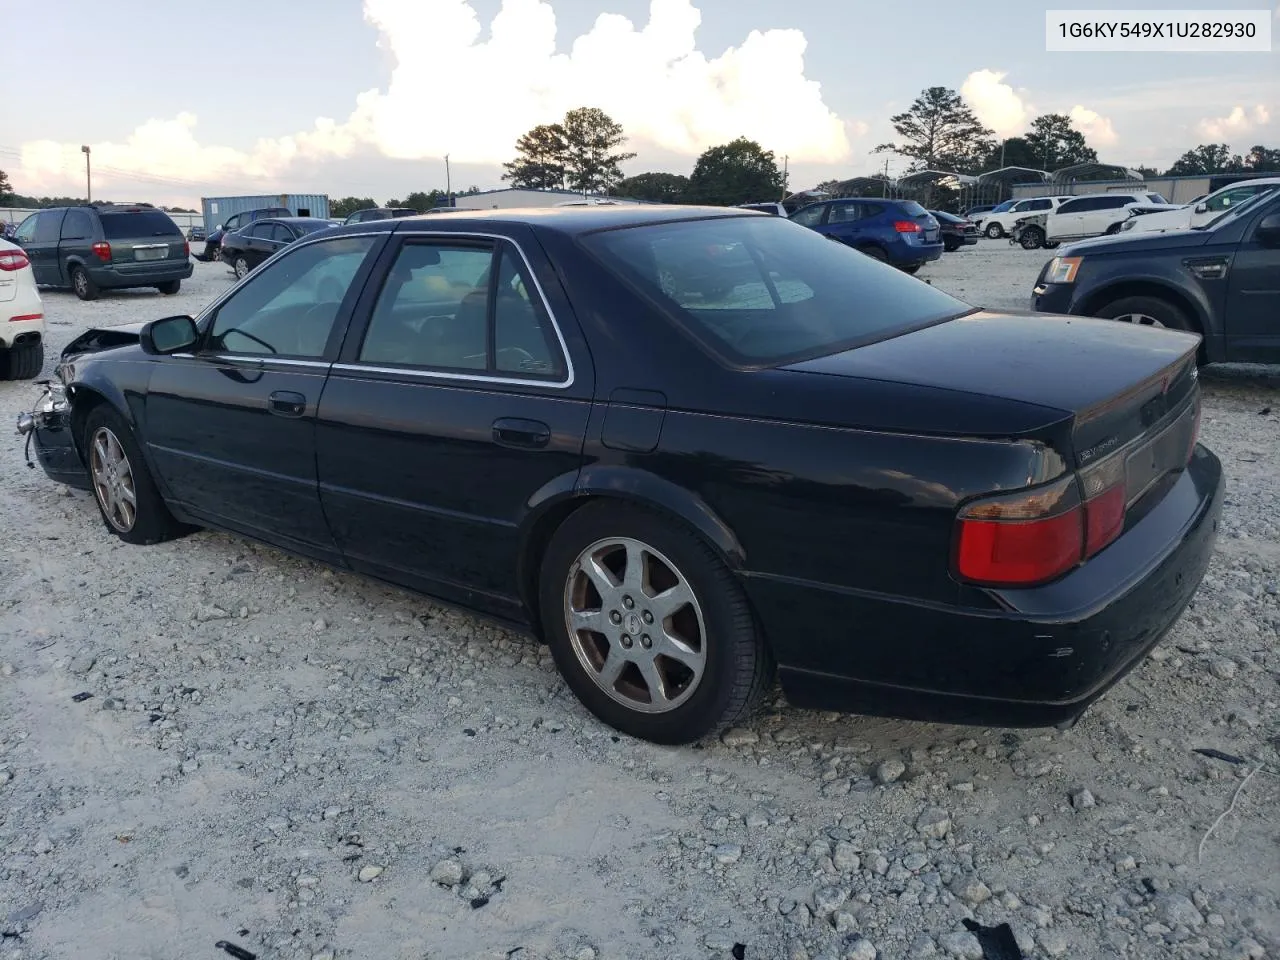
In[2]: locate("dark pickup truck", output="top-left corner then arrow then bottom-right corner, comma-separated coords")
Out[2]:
12,204 -> 192,300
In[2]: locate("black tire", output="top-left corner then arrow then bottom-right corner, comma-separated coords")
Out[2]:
538,501 -> 774,745
0,340 -> 44,380
157,280 -> 181,295
984,222 -> 1003,239
71,265 -> 99,301
1104,222 -> 1122,235
857,246 -> 888,262
1094,295 -> 1193,332
943,240 -> 959,252
233,256 -> 250,280
82,406 -> 187,545
1019,227 -> 1045,250
1043,240 -> 1061,249
900,264 -> 922,275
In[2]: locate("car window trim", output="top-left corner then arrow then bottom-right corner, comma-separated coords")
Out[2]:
334,230 -> 576,389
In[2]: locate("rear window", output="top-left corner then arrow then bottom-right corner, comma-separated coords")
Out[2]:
581,215 -> 970,366
99,211 -> 181,239
894,200 -> 929,217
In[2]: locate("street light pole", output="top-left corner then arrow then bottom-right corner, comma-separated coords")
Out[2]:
781,154 -> 789,202
81,145 -> 91,202
444,154 -> 451,203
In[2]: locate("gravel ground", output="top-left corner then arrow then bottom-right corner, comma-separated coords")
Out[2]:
1,242 -> 1277,960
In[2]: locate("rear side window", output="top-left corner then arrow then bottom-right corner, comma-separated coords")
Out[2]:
61,210 -> 94,239
582,215 -> 970,366
1028,199 -> 1053,211
100,211 -> 181,239
895,201 -> 929,217
33,211 -> 65,243
789,205 -> 826,227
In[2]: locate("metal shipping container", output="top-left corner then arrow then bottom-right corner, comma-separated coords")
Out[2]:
201,194 -> 330,231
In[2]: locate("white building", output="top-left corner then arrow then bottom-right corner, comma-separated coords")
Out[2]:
450,188 -> 646,210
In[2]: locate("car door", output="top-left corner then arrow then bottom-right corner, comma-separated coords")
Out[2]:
1193,185 -> 1263,228
315,229 -> 594,619
143,232 -> 385,564
821,200 -> 864,243
1088,196 -> 1132,234
57,209 -> 95,283
789,203 -> 828,232
1047,198 -> 1088,240
1223,199 -> 1280,361
20,212 -> 66,285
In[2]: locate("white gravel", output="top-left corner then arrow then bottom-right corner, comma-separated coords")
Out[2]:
1,245 -> 1277,960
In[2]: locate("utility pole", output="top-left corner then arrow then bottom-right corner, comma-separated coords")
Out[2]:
1000,138 -> 1007,170
81,145 -> 91,202
781,154 -> 789,201
444,154 -> 452,204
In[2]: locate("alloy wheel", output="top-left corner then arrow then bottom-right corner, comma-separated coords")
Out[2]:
564,536 -> 707,714
234,257 -> 249,279
1113,313 -> 1164,328
74,270 -> 88,297
90,427 -> 137,533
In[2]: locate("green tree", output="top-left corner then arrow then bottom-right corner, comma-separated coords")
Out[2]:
1022,114 -> 1097,170
876,86 -> 995,173
982,136 -> 1039,171
503,123 -> 569,190
0,169 -> 14,201
1242,144 -> 1280,172
331,197 -> 377,218
686,138 -> 784,206
615,172 -> 689,203
1132,165 -> 1161,178
1166,144 -> 1238,176
404,190 -> 449,212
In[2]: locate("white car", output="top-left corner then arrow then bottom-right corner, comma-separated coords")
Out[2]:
0,238 -> 44,380
977,196 -> 1074,238
1121,178 -> 1280,235
1044,192 -> 1178,244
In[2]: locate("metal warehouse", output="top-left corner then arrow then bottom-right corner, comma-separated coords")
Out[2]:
201,194 -> 331,231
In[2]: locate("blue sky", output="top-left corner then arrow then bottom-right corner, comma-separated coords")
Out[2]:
4,0 -> 1277,205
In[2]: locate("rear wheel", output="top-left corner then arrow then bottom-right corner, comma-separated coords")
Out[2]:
1094,295 -> 1192,332
901,264 -> 922,275
71,265 -> 99,301
1104,222 -> 1122,235
233,256 -> 250,280
984,222 -> 1003,239
83,406 -> 187,545
539,502 -> 773,744
0,340 -> 43,380
157,280 -> 181,295
857,246 -> 888,262
1019,226 -> 1045,250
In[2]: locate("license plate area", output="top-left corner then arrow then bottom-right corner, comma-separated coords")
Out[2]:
133,245 -> 168,261
1124,399 -> 1197,506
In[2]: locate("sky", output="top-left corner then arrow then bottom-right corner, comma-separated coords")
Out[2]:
4,0 -> 1278,207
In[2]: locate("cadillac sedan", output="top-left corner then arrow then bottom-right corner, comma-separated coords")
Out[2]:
16,207 -> 1222,744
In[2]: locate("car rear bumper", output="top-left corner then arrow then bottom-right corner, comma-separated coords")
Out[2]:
753,445 -> 1224,727
1,293 -> 45,348
91,260 -> 194,288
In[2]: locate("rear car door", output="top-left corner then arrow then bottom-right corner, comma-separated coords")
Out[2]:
1048,197 -> 1097,239
1088,196 -> 1133,234
822,201 -> 865,242
58,209 -> 96,282
1224,197 -> 1280,361
144,233 -> 384,563
315,228 -> 594,619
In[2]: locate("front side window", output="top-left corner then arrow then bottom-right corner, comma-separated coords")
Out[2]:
789,204 -> 826,227
583,215 -> 970,366
358,241 -> 566,380
14,214 -> 40,243
828,201 -> 862,224
206,236 -> 376,358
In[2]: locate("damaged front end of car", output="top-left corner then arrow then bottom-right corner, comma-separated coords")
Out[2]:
15,364 -> 92,490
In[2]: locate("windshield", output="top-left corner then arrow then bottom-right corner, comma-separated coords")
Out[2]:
989,200 -> 1015,213
581,215 -> 971,367
1195,187 -> 1279,230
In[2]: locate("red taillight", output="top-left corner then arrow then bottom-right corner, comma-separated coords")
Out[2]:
955,477 -> 1083,586
894,220 -> 922,233
0,250 -> 30,271
92,241 -> 112,262
1078,454 -> 1126,558
9,313 -> 42,323
183,240 -> 190,257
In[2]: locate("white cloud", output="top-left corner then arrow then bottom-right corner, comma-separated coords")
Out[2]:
16,0 -> 850,197
1197,104 -> 1271,139
960,69 -> 1033,137
1068,105 -> 1118,147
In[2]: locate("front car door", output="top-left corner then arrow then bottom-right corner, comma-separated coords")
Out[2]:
1223,195 -> 1280,362
22,211 -> 66,285
315,227 -> 594,620
144,233 -> 385,563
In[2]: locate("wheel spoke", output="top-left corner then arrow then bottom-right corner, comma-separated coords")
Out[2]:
94,436 -> 110,469
597,647 -> 629,688
656,625 -> 702,666
582,555 -> 619,596
569,607 -> 602,634
650,581 -> 693,621
636,655 -> 670,705
622,541 -> 647,591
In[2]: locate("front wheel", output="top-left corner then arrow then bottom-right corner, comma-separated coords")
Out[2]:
233,256 -> 250,280
1094,295 -> 1192,332
984,222 -> 1003,239
83,407 -> 188,545
1019,227 -> 1045,250
539,502 -> 773,744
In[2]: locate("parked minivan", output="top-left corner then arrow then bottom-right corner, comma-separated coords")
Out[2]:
12,204 -> 192,300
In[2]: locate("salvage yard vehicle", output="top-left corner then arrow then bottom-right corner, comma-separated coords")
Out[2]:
219,216 -> 337,278
0,238 -> 44,379
1032,187 -> 1280,364
202,206 -> 292,262
789,198 -> 943,273
1045,192 -> 1179,245
929,210 -> 979,250
17,206 -> 1222,744
11,203 -> 193,300
1121,178 -> 1280,235
977,196 -> 1074,239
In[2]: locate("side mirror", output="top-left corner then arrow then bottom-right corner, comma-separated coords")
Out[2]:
1194,203 -> 1208,214
1255,212 -> 1280,247
141,315 -> 199,355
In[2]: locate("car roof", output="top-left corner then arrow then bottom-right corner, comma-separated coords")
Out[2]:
258,217 -> 327,226
333,204 -> 764,236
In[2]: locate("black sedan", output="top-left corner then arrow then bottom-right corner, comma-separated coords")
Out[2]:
1032,187 -> 1280,364
929,210 -> 979,251
220,217 -> 335,279
16,206 -> 1222,744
